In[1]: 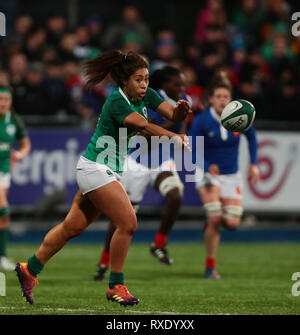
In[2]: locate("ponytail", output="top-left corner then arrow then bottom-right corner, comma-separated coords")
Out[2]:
81,50 -> 149,90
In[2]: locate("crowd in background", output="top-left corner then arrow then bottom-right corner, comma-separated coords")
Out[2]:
1,0 -> 300,127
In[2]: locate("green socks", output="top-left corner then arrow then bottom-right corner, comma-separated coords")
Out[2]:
109,271 -> 124,289
0,229 -> 8,257
27,255 -> 44,277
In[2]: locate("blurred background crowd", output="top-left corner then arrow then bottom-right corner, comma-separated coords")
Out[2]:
1,0 -> 300,129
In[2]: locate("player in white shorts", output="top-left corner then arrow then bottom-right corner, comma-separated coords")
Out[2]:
94,66 -> 191,280
190,71 -> 260,279
0,86 -> 31,271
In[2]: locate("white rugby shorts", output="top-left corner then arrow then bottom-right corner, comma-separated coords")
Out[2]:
120,155 -> 178,203
76,156 -> 120,195
194,166 -> 243,200
0,172 -> 11,189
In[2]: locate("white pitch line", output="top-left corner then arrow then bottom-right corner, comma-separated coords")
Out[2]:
0,306 -> 222,315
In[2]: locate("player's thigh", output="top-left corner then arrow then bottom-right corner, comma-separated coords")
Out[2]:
198,184 -> 220,204
86,181 -> 137,232
64,189 -> 102,232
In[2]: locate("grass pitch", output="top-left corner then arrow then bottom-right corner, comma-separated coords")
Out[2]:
0,243 -> 299,315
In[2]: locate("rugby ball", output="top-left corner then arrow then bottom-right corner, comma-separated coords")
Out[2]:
221,99 -> 256,132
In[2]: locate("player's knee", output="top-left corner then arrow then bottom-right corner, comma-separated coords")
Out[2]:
222,205 -> 243,230
62,219 -> 86,238
204,202 -> 222,218
159,175 -> 184,199
120,212 -> 138,236
223,217 -> 240,230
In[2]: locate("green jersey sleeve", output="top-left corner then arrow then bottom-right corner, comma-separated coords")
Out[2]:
12,113 -> 27,140
110,97 -> 135,125
145,87 -> 164,110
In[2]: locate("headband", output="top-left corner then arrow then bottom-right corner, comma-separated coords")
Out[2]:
0,88 -> 12,94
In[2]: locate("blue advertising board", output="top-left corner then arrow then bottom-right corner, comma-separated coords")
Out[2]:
9,128 -> 201,208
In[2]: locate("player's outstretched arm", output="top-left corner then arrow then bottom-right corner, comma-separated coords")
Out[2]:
123,112 -> 190,150
155,100 -> 192,123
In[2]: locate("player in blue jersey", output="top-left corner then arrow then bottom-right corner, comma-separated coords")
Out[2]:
190,71 -> 260,279
94,66 -> 191,280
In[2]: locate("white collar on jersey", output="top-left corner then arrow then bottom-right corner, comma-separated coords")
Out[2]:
209,107 -> 228,141
158,89 -> 177,107
209,107 -> 221,123
118,87 -> 131,105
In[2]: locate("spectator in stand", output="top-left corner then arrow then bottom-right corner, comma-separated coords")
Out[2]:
0,71 -> 10,86
235,72 -> 271,120
184,43 -> 202,70
74,26 -> 100,61
102,5 -> 154,54
8,53 -> 28,87
63,58 -> 94,120
260,0 -> 290,43
2,37 -> 23,63
46,14 -> 67,47
151,29 -> 178,72
230,0 -> 265,46
122,32 -> 142,54
58,33 -> 78,62
22,27 -> 47,62
12,62 -> 51,116
272,78 -> 300,122
12,15 -> 33,46
196,44 -> 223,86
231,37 -> 248,76
44,59 -> 69,114
84,15 -> 104,50
194,0 -> 227,44
261,26 -> 296,80
182,65 -> 204,117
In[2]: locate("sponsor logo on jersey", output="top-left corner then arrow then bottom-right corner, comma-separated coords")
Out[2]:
106,169 -> 113,176
142,107 -> 148,119
6,124 -> 16,136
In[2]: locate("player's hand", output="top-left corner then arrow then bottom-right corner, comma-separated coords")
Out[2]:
11,149 -> 24,162
173,134 -> 191,151
173,100 -> 192,123
208,164 -> 219,176
248,164 -> 260,184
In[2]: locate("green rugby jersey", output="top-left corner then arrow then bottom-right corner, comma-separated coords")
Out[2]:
83,87 -> 164,173
0,112 -> 27,173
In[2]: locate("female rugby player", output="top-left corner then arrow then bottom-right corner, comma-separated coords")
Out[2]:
190,71 -> 260,279
94,66 -> 192,280
0,86 -> 31,271
15,50 -> 191,306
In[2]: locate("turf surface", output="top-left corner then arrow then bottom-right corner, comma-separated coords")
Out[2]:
0,243 -> 299,315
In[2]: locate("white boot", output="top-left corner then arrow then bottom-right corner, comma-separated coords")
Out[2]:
0,256 -> 15,271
